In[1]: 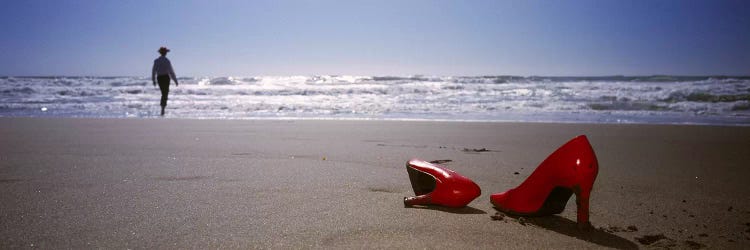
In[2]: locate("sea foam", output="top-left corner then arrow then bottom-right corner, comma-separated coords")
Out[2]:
1,75 -> 748,125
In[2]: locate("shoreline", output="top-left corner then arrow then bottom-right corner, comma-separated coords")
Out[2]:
2,115 -> 749,127
2,117 -> 749,248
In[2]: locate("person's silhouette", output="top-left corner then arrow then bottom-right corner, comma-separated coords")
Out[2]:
152,46 -> 179,116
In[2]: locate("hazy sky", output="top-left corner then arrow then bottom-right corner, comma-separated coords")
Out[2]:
1,0 -> 748,76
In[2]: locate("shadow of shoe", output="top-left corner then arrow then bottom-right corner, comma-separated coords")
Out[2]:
406,205 -> 487,214
500,214 -> 639,250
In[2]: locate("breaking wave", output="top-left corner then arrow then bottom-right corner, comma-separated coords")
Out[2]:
0,75 -> 748,125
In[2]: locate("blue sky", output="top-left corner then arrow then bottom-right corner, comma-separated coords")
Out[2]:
1,0 -> 748,76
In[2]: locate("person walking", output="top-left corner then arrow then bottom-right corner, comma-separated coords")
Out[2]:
152,46 -> 179,116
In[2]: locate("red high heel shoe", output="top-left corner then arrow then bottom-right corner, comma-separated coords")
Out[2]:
404,159 -> 481,208
490,135 -> 599,227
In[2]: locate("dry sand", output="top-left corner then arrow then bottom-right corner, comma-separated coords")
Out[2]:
1,118 -> 749,249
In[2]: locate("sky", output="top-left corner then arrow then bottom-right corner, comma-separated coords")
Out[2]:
0,0 -> 748,76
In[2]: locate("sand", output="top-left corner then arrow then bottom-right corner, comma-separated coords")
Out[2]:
1,117 -> 749,249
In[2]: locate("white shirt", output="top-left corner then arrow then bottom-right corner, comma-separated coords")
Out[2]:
152,56 -> 177,83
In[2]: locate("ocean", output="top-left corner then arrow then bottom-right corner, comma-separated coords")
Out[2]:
1,75 -> 749,125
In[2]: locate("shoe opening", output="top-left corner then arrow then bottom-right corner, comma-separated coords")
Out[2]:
406,164 -> 437,196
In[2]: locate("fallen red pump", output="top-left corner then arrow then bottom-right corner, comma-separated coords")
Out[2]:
404,159 -> 481,208
490,135 -> 599,227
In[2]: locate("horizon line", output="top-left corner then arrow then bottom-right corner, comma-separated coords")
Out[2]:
3,74 -> 750,78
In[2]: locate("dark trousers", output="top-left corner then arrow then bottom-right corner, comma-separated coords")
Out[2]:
157,75 -> 170,107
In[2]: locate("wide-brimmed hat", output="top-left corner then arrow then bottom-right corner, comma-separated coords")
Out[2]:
158,47 -> 170,53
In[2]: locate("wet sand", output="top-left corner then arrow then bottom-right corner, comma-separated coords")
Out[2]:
1,118 -> 749,249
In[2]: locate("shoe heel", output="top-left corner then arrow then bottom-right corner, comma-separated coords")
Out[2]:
403,195 -> 430,207
574,187 -> 592,229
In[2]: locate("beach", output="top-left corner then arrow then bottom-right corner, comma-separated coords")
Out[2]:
1,117 -> 749,249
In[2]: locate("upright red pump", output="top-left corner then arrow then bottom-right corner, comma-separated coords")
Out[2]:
490,135 -> 599,227
404,159 -> 481,208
